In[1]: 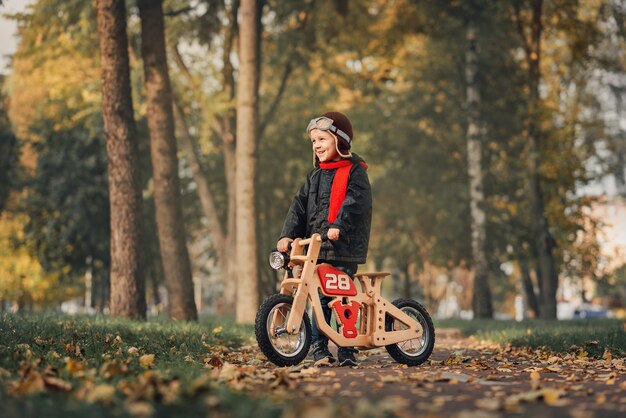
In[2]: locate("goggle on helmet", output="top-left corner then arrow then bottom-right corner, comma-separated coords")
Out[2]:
306,116 -> 352,145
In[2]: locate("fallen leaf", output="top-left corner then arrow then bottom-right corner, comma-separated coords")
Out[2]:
0,367 -> 11,379
7,370 -> 45,395
43,376 -> 72,392
217,363 -> 241,381
85,384 -> 116,404
542,388 -> 563,406
298,367 -> 321,377
270,369 -> 296,389
126,401 -> 154,418
380,374 -> 402,383
204,356 -> 224,369
66,358 -> 85,376
475,398 -> 503,411
139,354 -> 155,369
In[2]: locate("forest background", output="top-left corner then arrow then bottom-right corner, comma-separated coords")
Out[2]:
0,0 -> 625,324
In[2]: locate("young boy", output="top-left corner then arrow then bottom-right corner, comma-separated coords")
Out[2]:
276,111 -> 372,366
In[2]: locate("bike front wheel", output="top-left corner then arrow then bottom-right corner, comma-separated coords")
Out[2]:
255,294 -> 312,366
385,298 -> 435,366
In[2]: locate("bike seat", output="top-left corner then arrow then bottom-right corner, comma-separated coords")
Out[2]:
354,272 -> 390,279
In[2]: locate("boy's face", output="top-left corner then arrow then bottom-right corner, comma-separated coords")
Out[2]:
310,129 -> 340,162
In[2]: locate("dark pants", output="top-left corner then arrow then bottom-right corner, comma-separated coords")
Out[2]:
311,261 -> 358,350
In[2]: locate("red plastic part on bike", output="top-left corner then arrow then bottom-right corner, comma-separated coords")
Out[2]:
331,300 -> 361,338
317,265 -> 358,296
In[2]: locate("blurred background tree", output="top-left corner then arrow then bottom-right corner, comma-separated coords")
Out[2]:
0,0 -> 624,320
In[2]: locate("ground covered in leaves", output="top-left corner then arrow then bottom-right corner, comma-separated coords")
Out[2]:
1,314 -> 625,418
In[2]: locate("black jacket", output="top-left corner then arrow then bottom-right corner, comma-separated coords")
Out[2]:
279,154 -> 372,263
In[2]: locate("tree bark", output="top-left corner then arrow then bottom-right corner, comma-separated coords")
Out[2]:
465,19 -> 493,319
222,1 -> 239,315
170,5 -> 239,313
235,0 -> 260,323
520,260 -> 539,318
96,0 -> 146,319
524,0 -> 559,319
402,263 -> 411,299
138,0 -> 197,321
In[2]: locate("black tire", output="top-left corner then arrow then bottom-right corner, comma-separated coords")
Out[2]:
255,294 -> 312,366
385,298 -> 435,366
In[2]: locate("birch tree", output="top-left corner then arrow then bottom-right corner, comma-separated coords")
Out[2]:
465,17 -> 493,318
235,0 -> 260,323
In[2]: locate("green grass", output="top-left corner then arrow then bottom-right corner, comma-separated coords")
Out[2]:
435,318 -> 626,357
0,313 -> 282,418
0,313 -> 252,374
3,314 -> 623,418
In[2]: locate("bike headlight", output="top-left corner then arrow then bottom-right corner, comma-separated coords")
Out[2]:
269,251 -> 289,270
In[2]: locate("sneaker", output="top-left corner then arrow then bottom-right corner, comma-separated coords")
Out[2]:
338,347 -> 358,367
312,343 -> 336,365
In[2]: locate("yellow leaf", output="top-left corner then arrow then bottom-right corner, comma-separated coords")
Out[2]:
126,401 -> 155,418
0,367 -> 11,379
86,384 -> 116,404
298,367 -> 321,377
43,376 -> 72,392
66,358 -> 85,376
139,354 -> 155,368
530,371 -> 541,381
542,389 -> 563,406
7,370 -> 45,395
99,360 -> 128,378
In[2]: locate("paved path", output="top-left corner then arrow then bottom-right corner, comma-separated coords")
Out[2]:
215,329 -> 626,417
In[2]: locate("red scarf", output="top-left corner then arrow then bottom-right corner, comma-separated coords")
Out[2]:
319,159 -> 368,223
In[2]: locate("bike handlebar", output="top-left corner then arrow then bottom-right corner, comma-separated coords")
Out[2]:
294,232 -> 328,247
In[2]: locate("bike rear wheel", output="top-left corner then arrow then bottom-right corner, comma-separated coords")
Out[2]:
255,294 -> 311,366
385,298 -> 435,366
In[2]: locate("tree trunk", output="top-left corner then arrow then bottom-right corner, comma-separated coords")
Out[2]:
96,0 -> 146,319
173,102 -> 226,248
520,260 -> 539,318
402,263 -> 411,299
151,274 -> 161,306
222,2 -> 239,314
173,101 -> 234,313
525,0 -> 558,319
138,0 -> 197,321
235,0 -> 260,323
611,86 -> 626,196
465,19 -> 493,319
170,5 -> 239,314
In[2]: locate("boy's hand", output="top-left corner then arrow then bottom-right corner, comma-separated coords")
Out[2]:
327,228 -> 340,241
277,237 -> 293,252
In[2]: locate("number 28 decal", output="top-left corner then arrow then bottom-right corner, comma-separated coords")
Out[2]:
325,273 -> 352,290
317,265 -> 358,296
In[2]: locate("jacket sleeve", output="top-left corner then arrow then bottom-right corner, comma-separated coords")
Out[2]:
331,164 -> 372,235
279,174 -> 311,240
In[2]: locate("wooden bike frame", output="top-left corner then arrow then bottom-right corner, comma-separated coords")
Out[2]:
277,234 -> 423,348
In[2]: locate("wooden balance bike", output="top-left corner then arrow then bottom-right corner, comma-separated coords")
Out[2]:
255,233 -> 435,366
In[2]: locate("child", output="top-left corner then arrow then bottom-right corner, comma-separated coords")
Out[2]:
276,111 -> 372,366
